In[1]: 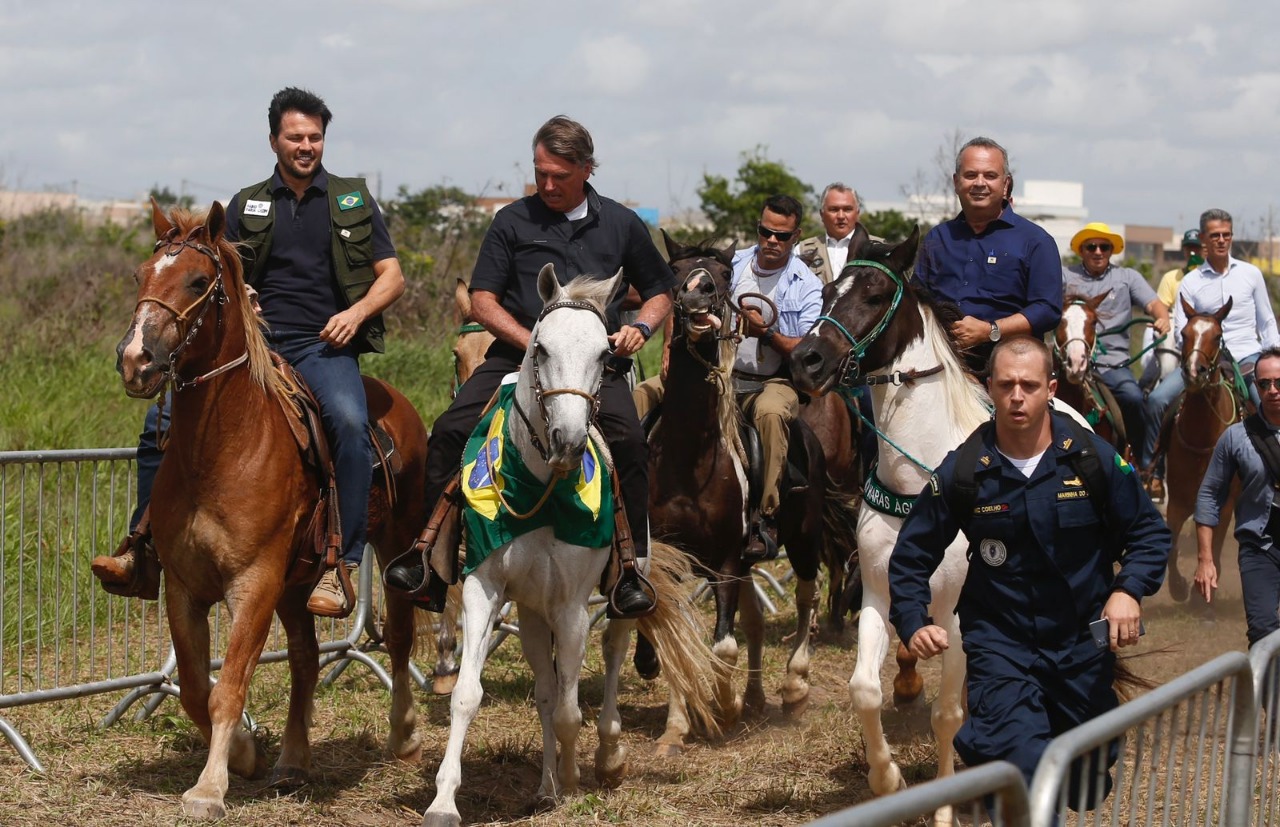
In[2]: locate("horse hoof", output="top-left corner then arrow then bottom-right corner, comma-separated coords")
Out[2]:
893,683 -> 925,707
421,812 -> 462,827
181,793 -> 226,821
782,694 -> 810,719
432,671 -> 458,696
595,757 -> 628,789
391,736 -> 424,764
526,794 -> 558,816
268,765 -> 310,790
652,741 -> 685,758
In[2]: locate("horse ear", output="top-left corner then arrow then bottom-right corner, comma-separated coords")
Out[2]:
1086,290 -> 1111,311
1213,296 -> 1233,322
204,200 -> 226,243
537,263 -> 561,305
661,229 -> 685,261
150,196 -> 174,239
717,238 -> 736,268
886,225 -> 921,277
455,278 -> 473,319
847,225 -> 872,262
604,267 -> 626,306
1179,295 -> 1196,320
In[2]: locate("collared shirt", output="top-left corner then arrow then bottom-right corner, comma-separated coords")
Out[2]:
916,205 -> 1063,336
1061,263 -> 1158,369
1196,417 -> 1280,553
729,248 -> 823,375
827,231 -> 855,276
889,416 -> 1169,669
1173,256 -> 1280,360
225,166 -> 395,336
470,182 -> 673,334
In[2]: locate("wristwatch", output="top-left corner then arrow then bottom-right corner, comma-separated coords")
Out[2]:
988,322 -> 1001,342
633,321 -> 653,341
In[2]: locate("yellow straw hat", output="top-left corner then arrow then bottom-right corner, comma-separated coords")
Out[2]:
1070,222 -> 1125,256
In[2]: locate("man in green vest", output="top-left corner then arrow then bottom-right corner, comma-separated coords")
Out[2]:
91,87 -> 405,618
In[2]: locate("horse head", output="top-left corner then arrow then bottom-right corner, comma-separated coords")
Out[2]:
1055,291 -> 1109,385
116,199 -> 250,399
526,264 -> 622,472
790,226 -> 922,395
1179,295 -> 1232,391
453,277 -> 495,388
662,230 -> 735,342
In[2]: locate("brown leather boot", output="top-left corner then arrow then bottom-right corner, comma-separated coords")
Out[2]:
91,548 -> 136,585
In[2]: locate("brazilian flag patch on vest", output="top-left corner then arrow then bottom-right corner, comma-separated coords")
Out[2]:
336,191 -> 364,211
459,381 -> 613,574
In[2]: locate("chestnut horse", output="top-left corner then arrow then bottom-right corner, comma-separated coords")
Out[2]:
1162,297 -> 1241,603
642,233 -> 857,752
1054,293 -> 1129,456
115,202 -> 428,820
791,229 -> 988,825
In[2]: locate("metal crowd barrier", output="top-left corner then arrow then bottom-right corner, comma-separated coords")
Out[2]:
0,448 -> 422,773
1028,651 -> 1256,827
805,761 -> 1030,827
1249,631 -> 1280,827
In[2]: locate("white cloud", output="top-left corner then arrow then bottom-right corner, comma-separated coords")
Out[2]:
578,35 -> 651,95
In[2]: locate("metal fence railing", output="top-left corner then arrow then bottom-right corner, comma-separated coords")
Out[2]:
1248,630 -> 1280,826
0,448 -> 423,773
804,761 -> 1030,827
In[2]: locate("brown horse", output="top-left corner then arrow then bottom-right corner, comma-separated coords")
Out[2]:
643,233 -> 857,752
1054,293 -> 1129,456
115,201 -> 429,820
1162,296 -> 1241,603
452,278 -> 495,396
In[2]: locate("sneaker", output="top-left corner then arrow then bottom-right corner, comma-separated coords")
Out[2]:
307,564 -> 357,617
610,570 -> 656,618
91,548 -> 136,585
1147,478 -> 1166,503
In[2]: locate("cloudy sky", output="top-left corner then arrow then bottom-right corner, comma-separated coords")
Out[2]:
3,0 -> 1279,237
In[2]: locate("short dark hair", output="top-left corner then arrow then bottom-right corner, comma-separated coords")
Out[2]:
762,194 -> 804,226
533,115 -> 597,169
987,335 -> 1053,379
269,87 -> 333,137
1200,208 -> 1233,234
1256,347 -> 1280,374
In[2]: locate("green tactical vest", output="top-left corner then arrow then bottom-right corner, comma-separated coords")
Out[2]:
235,174 -> 386,354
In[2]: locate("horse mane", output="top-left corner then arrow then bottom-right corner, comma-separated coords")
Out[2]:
165,207 -> 297,404
912,282 -> 966,350
560,275 -> 620,313
915,299 -> 992,435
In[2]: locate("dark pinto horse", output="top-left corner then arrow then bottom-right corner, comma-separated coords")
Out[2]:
1160,297 -> 1242,603
1053,292 -> 1129,457
115,202 -> 429,820
643,233 -> 856,751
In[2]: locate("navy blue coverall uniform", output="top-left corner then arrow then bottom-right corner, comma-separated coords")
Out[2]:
889,414 -> 1170,791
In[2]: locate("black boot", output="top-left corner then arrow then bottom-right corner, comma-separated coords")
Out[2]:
385,558 -> 425,592
743,516 -> 779,563
609,568 -> 656,618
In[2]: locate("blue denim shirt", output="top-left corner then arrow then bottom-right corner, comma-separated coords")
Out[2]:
916,205 -> 1064,337
730,247 -> 824,337
1197,418 -> 1279,552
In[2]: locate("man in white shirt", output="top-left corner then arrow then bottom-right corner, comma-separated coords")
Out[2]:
797,183 -> 866,284
1143,208 -> 1280,498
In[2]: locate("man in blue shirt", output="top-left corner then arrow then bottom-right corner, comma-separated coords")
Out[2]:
889,336 -> 1168,792
915,137 -> 1063,374
1195,347 -> 1280,646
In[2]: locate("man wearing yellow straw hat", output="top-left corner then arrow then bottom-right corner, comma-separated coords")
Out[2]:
1061,222 -> 1171,463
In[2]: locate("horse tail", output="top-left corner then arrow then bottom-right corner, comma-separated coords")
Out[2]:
1114,652 -> 1162,703
638,541 -> 728,739
821,475 -> 862,623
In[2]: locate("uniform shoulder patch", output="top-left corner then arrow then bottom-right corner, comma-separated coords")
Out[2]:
1114,454 -> 1133,474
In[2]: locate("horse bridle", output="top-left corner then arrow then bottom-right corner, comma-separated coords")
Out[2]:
814,259 -> 907,386
133,227 -> 243,392
511,299 -> 608,461
1054,298 -> 1098,376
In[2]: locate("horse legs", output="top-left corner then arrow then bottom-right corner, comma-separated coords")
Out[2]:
595,618 -> 634,788
432,585 -> 462,696
178,588 -> 275,819
849,597 -> 903,796
709,578 -> 744,726
548,603 -> 592,801
423,576 -> 504,827
929,619 -> 967,827
516,608 -> 564,806
780,575 -> 818,717
381,586 -> 423,762
738,574 -> 767,716
1165,499 -> 1191,602
271,587 -> 319,787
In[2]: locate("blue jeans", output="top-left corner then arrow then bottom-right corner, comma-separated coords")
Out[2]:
1142,353 -> 1259,473
1240,542 -> 1280,647
133,335 -> 371,568
1098,366 -> 1144,456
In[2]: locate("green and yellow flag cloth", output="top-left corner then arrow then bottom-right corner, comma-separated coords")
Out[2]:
460,380 -> 613,573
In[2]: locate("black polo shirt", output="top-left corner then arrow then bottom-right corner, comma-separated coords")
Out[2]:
470,183 -> 673,335
225,166 -> 395,335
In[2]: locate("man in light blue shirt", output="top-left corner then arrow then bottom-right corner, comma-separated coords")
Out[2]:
1195,347 -> 1280,646
1143,209 -> 1280,499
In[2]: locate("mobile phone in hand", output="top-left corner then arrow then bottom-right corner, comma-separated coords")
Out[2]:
1090,617 -> 1146,649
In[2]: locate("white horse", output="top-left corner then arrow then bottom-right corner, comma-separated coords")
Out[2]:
791,230 -> 988,826
422,266 -> 714,827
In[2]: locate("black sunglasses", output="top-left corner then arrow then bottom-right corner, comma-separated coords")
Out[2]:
1258,378 -> 1280,392
1082,242 -> 1113,253
757,224 -> 798,242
